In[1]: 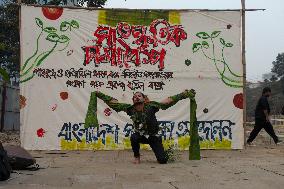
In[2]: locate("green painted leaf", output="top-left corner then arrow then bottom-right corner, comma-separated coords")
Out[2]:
196,32 -> 210,39
220,38 -> 226,46
211,31 -> 221,38
185,59 -> 192,66
225,42 -> 233,47
60,21 -> 70,31
70,20 -> 79,29
0,43 -> 5,51
192,43 -> 201,53
201,41 -> 209,49
46,33 -> 60,42
58,35 -> 70,43
0,68 -> 10,82
43,27 -> 57,33
35,18 -> 43,28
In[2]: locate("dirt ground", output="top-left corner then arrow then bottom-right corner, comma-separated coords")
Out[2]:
0,131 -> 20,146
0,126 -> 284,189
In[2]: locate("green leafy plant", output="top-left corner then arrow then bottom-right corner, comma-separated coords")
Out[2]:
192,31 -> 242,88
0,68 -> 10,82
165,143 -> 180,163
20,18 -> 79,83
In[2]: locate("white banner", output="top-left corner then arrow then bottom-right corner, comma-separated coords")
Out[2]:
20,5 -> 243,150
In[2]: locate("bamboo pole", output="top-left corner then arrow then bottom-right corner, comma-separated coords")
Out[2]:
18,0 -> 21,135
15,3 -> 265,12
241,0 -> 247,148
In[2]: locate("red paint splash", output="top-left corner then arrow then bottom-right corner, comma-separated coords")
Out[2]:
60,92 -> 68,100
37,128 -> 46,137
51,104 -> 57,111
42,7 -> 63,20
233,93 -> 243,109
20,95 -> 27,109
104,108 -> 112,116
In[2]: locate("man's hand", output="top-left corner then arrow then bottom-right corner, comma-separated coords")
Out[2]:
110,98 -> 119,103
182,89 -> 189,95
264,109 -> 270,122
266,116 -> 271,123
266,116 -> 272,123
182,89 -> 196,96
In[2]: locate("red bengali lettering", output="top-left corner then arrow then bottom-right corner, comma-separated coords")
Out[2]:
82,19 -> 187,70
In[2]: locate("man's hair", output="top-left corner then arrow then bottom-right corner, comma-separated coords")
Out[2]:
132,92 -> 150,103
132,91 -> 145,101
133,91 -> 145,98
262,87 -> 271,95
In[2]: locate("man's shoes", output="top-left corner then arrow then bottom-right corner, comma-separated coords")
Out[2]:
247,142 -> 256,146
276,140 -> 283,145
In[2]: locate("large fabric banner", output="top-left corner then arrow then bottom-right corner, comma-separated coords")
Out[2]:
20,5 -> 244,150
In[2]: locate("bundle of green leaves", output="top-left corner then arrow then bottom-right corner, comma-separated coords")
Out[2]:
165,143 -> 180,163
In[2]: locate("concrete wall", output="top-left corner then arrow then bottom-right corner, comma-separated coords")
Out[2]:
0,82 -> 20,130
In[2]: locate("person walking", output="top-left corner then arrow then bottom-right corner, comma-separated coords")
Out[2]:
247,87 -> 282,145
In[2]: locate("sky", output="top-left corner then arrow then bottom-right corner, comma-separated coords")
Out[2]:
103,0 -> 284,82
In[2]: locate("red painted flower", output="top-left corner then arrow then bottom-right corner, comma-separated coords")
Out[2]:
104,108 -> 112,116
37,128 -> 46,137
20,95 -> 27,109
60,92 -> 68,100
233,93 -> 243,109
42,7 -> 63,20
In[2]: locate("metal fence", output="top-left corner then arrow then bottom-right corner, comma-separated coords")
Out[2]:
0,82 -> 20,131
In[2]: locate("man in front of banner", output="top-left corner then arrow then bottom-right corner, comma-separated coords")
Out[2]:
90,89 -> 195,164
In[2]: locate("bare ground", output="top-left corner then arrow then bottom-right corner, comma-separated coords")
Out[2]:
0,126 -> 283,189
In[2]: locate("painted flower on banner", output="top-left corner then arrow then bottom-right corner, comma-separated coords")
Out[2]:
104,108 -> 112,116
37,128 -> 46,137
192,30 -> 242,88
20,95 -> 27,109
42,7 -> 63,20
20,17 -> 79,83
60,92 -> 69,100
233,93 -> 243,109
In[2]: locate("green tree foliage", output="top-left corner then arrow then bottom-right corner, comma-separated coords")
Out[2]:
47,0 -> 63,5
246,80 -> 284,119
271,53 -> 284,78
0,67 -> 10,82
87,0 -> 107,7
0,0 -> 36,83
0,0 -> 19,81
47,0 -> 107,7
270,75 -> 278,82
